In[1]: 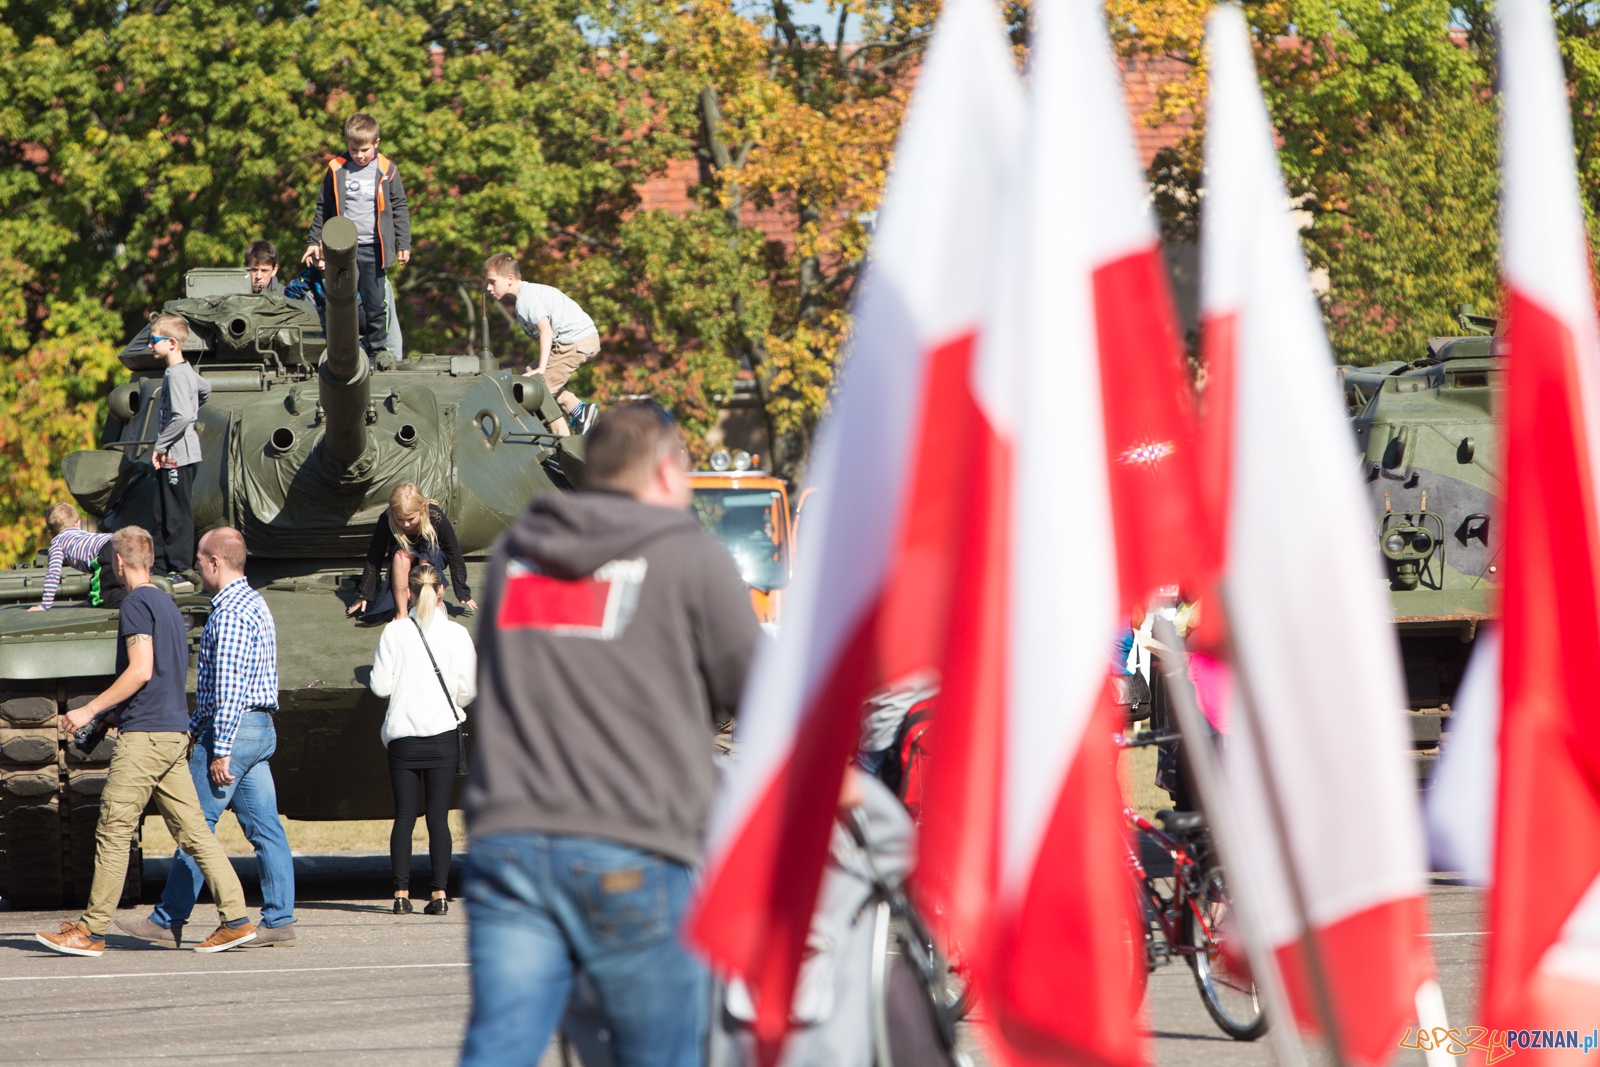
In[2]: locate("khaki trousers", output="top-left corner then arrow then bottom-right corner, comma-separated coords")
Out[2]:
81,731 -> 247,935
543,332 -> 600,404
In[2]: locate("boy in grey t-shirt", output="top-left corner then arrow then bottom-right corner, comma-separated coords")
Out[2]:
149,314 -> 211,577
484,253 -> 599,436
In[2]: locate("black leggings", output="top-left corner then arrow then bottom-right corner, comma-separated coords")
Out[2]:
388,746 -> 453,893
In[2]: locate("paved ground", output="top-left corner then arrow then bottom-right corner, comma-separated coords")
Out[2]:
1139,878 -> 1483,1067
0,854 -> 1485,1066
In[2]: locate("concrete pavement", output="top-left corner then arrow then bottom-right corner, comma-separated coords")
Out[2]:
0,854 -> 1485,1066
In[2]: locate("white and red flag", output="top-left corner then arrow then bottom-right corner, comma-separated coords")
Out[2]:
917,0 -> 1212,1062
1197,7 -> 1434,1063
685,0 -> 1025,1051
1474,0 -> 1600,1031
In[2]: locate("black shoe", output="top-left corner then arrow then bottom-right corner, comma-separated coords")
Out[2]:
423,897 -> 449,916
393,897 -> 413,914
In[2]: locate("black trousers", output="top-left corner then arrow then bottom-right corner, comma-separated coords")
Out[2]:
153,462 -> 197,576
356,244 -> 389,357
387,731 -> 454,892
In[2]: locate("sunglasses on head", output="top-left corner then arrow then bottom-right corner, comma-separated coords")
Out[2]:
639,399 -> 676,426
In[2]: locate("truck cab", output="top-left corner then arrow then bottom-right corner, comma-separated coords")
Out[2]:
689,450 -> 792,626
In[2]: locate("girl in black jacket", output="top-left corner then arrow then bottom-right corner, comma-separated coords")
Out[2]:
348,484 -> 477,619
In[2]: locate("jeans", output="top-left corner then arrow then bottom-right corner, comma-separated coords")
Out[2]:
150,711 -> 296,929
460,833 -> 708,1067
356,244 -> 389,356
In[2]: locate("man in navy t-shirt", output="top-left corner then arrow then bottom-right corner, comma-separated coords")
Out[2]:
37,527 -> 258,956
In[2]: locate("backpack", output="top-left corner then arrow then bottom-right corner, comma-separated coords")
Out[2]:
879,699 -> 936,820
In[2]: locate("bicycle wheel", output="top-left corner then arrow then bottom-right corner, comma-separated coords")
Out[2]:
930,951 -> 973,1021
1181,863 -> 1267,1041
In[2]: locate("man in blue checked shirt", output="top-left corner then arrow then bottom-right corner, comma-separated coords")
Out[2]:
115,527 -> 298,948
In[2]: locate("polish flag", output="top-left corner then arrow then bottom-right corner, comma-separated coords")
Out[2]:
684,0 -> 1025,1050
1476,0 -> 1600,1031
916,0 -> 1205,1061
1197,7 -> 1434,1064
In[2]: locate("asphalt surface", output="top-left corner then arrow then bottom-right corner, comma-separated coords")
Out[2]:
1139,878 -> 1483,1067
0,853 -> 1485,1066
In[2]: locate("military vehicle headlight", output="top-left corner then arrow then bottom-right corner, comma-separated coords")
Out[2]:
1384,531 -> 1408,556
1411,530 -> 1434,554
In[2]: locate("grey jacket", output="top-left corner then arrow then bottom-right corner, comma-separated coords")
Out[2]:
154,361 -> 212,468
467,490 -> 762,865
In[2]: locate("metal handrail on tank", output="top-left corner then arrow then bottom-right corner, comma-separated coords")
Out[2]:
317,216 -> 372,466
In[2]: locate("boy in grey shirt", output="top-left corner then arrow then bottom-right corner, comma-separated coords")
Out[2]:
149,314 -> 211,576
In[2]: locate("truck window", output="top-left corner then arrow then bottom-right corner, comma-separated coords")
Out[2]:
692,488 -> 789,591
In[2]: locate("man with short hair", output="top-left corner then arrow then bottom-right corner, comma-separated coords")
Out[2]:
244,241 -> 284,295
38,527 -> 256,956
116,527 -> 297,948
461,404 -> 762,1067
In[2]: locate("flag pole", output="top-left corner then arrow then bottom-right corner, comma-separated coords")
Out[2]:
1214,587 -> 1350,1067
1150,612 -> 1309,1067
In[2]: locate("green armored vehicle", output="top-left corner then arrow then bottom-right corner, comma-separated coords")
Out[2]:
0,218 -> 581,907
1343,308 -> 1502,779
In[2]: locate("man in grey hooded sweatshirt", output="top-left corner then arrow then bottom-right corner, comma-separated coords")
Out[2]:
462,403 -> 761,1067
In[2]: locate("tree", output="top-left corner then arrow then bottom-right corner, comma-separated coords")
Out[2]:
1318,92 -> 1500,363
0,0 -> 791,560
1109,0 -> 1499,365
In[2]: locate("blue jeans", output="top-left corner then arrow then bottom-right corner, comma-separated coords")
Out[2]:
150,711 -> 296,929
459,833 -> 708,1067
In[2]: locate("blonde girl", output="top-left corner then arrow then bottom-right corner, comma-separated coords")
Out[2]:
349,483 -> 477,619
368,565 -> 477,913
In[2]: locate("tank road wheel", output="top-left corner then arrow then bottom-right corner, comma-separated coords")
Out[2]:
0,695 -> 65,907
0,692 -> 138,909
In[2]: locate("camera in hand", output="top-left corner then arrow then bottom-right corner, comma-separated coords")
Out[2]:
72,713 -> 111,756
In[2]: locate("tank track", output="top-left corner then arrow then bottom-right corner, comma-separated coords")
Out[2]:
0,691 -> 140,909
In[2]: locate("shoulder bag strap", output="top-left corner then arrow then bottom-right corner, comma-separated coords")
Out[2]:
411,619 -> 465,725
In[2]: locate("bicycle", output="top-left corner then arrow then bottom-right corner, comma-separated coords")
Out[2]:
1117,730 -> 1267,1042
843,805 -> 972,1067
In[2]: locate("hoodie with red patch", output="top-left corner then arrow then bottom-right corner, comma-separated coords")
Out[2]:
467,490 -> 762,865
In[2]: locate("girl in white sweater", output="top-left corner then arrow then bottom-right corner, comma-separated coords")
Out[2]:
369,565 -> 476,914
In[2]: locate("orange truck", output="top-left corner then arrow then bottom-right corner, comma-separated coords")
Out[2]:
690,450 -> 792,626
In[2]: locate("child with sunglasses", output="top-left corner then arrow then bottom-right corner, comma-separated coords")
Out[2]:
148,314 -> 212,578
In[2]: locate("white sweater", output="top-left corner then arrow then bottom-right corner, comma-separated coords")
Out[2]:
369,612 -> 478,746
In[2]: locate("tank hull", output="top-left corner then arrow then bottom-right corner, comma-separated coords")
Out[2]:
1348,334 -> 1503,780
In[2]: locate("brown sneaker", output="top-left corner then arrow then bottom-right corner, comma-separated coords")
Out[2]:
193,922 -> 256,953
35,921 -> 105,957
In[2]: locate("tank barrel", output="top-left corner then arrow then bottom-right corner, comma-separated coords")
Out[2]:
318,216 -> 371,465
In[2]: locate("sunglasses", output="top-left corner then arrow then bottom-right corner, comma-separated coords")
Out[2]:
149,335 -> 177,345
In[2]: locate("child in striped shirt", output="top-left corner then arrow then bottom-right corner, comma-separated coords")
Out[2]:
31,503 -> 123,611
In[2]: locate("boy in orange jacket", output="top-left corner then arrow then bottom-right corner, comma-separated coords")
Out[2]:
304,113 -> 411,363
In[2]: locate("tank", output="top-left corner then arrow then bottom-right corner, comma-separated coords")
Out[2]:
1345,307 -> 1503,781
0,217 -> 585,907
